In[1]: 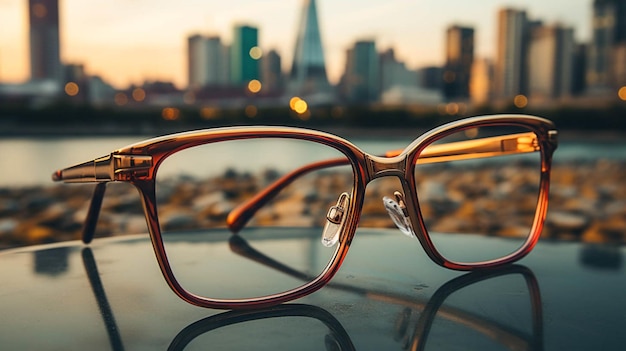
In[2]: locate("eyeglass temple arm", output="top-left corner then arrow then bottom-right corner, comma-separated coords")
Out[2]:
52,154 -> 153,183
226,158 -> 348,233
52,154 -> 152,243
226,132 -> 540,233
229,235 -> 314,281
82,183 -> 107,244
51,158 -> 109,243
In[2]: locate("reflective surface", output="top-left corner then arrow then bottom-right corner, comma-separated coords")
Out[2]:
1,230 -> 624,350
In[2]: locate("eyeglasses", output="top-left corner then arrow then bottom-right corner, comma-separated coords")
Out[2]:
53,114 -> 558,309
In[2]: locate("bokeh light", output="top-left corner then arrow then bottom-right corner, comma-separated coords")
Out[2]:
132,88 -> 146,102
162,107 -> 180,120
248,79 -> 262,93
294,99 -> 308,114
289,96 -> 301,110
245,105 -> 257,118
64,82 -> 79,96
445,102 -> 459,115
513,94 -> 528,108
289,96 -> 309,114
200,106 -> 219,119
114,92 -> 128,106
249,46 -> 263,60
618,86 -> 626,101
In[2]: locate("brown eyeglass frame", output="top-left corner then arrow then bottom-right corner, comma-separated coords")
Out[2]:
52,114 -> 557,309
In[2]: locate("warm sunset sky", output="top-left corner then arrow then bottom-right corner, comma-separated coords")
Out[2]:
0,0 -> 591,88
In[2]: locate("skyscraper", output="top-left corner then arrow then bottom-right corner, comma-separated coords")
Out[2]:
188,34 -> 229,89
289,0 -> 331,96
188,35 -> 209,89
443,25 -> 474,100
587,0 -> 626,92
261,49 -> 284,93
28,0 -> 62,84
494,8 -> 528,99
419,66 -> 444,91
528,24 -> 574,99
379,48 -> 418,93
341,40 -> 379,102
571,43 -> 588,95
230,25 -> 259,85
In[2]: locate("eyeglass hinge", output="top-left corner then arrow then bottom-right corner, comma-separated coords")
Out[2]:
111,155 -> 153,179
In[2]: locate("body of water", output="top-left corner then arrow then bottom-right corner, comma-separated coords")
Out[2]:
1,134 -> 625,187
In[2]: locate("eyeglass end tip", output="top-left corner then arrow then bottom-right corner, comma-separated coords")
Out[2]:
51,170 -> 62,182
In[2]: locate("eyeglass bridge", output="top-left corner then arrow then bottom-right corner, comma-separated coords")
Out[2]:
365,154 -> 408,180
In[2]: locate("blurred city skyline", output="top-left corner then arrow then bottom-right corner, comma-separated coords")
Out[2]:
0,0 -> 591,89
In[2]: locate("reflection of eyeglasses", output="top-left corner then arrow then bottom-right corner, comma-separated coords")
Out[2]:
54,115 -> 558,309
166,267 -> 542,351
225,234 -> 544,350
81,245 -> 542,351
168,304 -> 356,351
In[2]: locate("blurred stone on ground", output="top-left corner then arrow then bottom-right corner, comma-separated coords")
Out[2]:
0,159 -> 623,250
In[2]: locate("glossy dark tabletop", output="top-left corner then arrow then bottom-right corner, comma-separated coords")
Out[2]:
1,229 -> 624,350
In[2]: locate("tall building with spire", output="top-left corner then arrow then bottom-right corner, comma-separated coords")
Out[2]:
289,0 -> 331,98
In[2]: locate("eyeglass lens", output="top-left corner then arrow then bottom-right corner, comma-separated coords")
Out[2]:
156,138 -> 354,300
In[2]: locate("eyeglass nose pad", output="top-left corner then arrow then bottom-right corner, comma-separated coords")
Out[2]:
383,191 -> 416,238
321,192 -> 350,247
